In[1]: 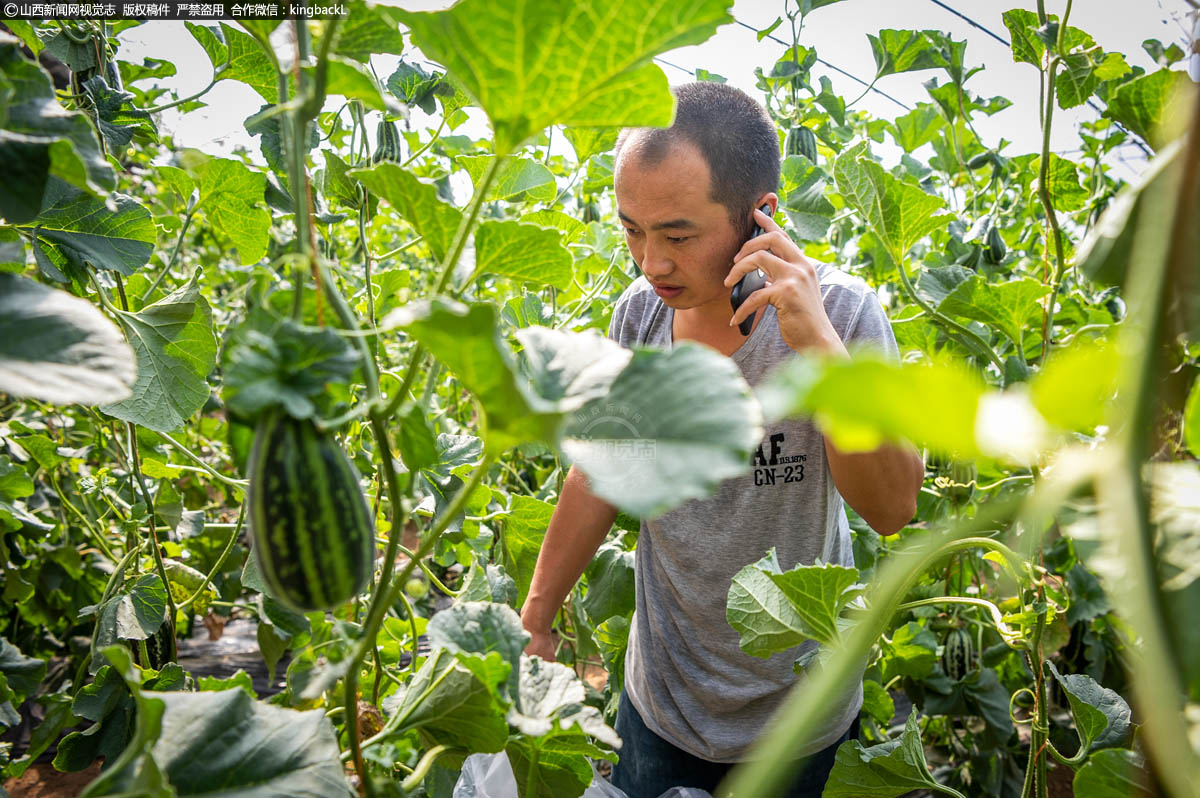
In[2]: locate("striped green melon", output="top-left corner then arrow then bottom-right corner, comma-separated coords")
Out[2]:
942,627 -> 976,681
247,412 -> 375,612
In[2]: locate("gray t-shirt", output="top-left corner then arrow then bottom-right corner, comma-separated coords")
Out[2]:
606,265 -> 899,763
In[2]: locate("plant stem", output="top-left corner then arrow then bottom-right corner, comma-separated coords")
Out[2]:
1037,1 -> 1073,366
1093,81 -> 1200,798
156,431 -> 248,491
176,502 -> 246,613
141,205 -> 197,302
124,421 -> 178,662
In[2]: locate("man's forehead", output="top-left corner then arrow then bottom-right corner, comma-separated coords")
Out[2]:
615,210 -> 699,231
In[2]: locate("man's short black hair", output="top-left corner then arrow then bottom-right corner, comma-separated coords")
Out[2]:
615,82 -> 780,236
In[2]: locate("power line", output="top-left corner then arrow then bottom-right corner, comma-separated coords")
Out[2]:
733,19 -> 912,110
926,0 -> 1010,47
923,0 -> 1154,158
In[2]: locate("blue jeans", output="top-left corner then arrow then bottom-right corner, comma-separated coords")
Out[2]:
609,689 -> 859,798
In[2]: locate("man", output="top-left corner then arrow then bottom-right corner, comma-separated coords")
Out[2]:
522,82 -> 924,797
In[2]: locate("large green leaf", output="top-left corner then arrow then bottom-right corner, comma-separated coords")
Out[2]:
0,36 -> 113,223
559,343 -> 762,518
779,155 -> 835,241
185,22 -> 278,103
878,621 -> 938,682
474,220 -> 574,290
314,57 -> 394,113
333,1 -> 405,63
100,271 -> 218,433
396,0 -> 733,154
190,156 -> 271,266
1072,749 -> 1154,798
506,733 -> 602,798
89,574 -> 167,665
1186,378 -> 1200,457
1032,340 -> 1119,433
1033,154 -> 1089,212
349,163 -> 462,262
1106,67 -> 1192,149
563,127 -> 619,163
727,549 -> 814,658
0,273 -> 135,406
889,105 -> 944,153
833,142 -> 951,265
384,648 -> 508,753
728,549 -> 864,657
80,75 -> 156,155
823,713 -> 946,798
510,656 -> 619,749
87,678 -> 354,797
386,299 -> 560,449
501,495 -> 555,606
937,275 -> 1049,349
21,179 -> 155,276
458,155 -> 557,204
1046,662 -> 1132,752
427,602 -> 528,701
759,355 -> 985,457
867,29 -> 941,78
581,542 -> 635,626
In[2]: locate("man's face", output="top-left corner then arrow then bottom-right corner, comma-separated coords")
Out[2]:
614,138 -> 744,313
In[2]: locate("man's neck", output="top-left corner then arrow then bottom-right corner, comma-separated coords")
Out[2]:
673,294 -> 761,356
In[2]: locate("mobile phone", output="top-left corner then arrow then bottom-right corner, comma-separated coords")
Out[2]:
729,203 -> 773,336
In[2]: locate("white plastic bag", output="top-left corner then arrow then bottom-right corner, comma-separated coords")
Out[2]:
453,752 -> 628,798
452,752 -> 712,798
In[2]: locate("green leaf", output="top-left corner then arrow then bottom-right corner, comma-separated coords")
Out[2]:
349,163 -> 463,262
502,495 -> 555,605
1034,153 -> 1089,212
510,655 -> 620,749
727,549 -> 814,658
520,210 -> 589,246
384,61 -> 443,115
506,735 -> 596,798
879,621 -> 938,682
1073,749 -> 1154,798
314,57 -> 393,113
823,712 -> 945,797
562,127 -> 619,163
90,682 -> 355,797
474,220 -> 574,289
1106,67 -> 1191,149
91,574 -> 168,662
320,151 -> 361,210
384,648 -> 509,752
759,355 -> 985,457
1046,662 -> 1132,752
779,156 -> 835,241
0,273 -> 135,406
185,22 -> 278,103
20,179 -> 155,276
765,557 -> 862,647
386,299 -> 559,449
581,542 -> 634,626
1002,9 -> 1045,66
1032,340 -> 1119,432
457,155 -> 557,203
100,271 -> 217,433
396,0 -> 733,154
1056,52 -> 1099,109
80,75 -> 156,155
861,679 -> 895,726
868,29 -> 941,78
833,142 -> 951,265
333,1 -> 405,63
559,343 -> 762,518
0,38 -> 113,223
0,456 -> 33,502
1186,377 -> 1200,457
397,404 -> 439,473
427,601 -> 528,701
888,104 -> 945,153
189,156 -> 270,266
937,275 -> 1050,349
0,638 -> 46,704
222,318 -> 357,421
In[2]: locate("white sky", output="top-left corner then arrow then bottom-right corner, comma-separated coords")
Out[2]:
117,0 -> 1198,178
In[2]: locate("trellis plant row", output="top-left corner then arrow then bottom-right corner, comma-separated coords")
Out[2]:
0,3 -> 1196,798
